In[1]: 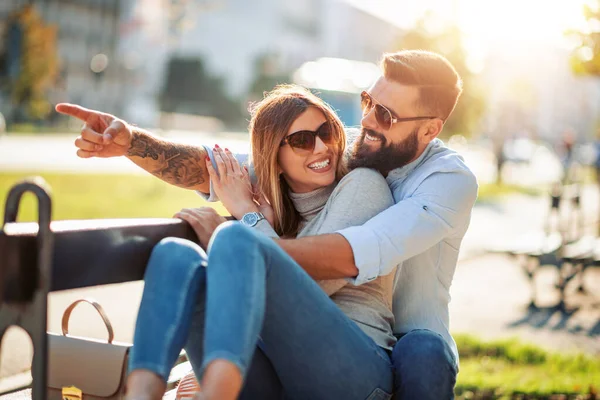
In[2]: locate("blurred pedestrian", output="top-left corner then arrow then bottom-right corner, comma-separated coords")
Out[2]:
558,128 -> 576,183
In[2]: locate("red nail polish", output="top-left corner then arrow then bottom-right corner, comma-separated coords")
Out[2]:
215,144 -> 220,148
225,148 -> 229,151
206,156 -> 210,161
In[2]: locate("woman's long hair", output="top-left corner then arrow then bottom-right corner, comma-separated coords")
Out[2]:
249,84 -> 347,237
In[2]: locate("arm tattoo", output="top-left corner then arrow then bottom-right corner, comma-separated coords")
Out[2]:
127,129 -> 206,188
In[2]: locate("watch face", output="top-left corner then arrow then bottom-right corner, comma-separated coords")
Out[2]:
243,213 -> 258,226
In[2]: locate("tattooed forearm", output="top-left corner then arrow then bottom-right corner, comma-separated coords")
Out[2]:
126,128 -> 208,189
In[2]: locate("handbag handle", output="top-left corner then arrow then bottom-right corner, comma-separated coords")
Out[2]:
61,298 -> 115,344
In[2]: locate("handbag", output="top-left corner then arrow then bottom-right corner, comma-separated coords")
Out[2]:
47,298 -> 131,400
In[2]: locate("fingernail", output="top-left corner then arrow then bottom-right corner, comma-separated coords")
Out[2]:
215,144 -> 220,148
206,156 -> 210,161
225,148 -> 229,151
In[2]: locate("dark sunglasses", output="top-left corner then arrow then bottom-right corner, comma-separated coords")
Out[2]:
360,91 -> 438,131
280,122 -> 334,153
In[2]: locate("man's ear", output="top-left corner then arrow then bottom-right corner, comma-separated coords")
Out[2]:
424,119 -> 444,141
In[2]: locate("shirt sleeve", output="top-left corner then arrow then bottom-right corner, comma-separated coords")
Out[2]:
196,145 -> 253,202
338,169 -> 478,285
314,168 -> 395,294
252,218 -> 279,239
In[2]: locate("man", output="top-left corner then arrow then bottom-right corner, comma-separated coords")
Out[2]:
57,50 -> 477,399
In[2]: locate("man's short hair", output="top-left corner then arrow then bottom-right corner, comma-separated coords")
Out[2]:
381,50 -> 463,121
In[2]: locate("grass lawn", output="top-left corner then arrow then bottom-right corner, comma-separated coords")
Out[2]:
0,172 -> 546,223
477,182 -> 543,201
0,172 -> 228,222
455,334 -> 600,399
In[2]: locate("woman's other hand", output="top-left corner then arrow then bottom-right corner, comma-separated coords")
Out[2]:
206,146 -> 259,219
174,207 -> 227,249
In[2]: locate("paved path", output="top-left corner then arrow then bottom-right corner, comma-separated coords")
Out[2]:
451,253 -> 600,355
0,132 -> 250,174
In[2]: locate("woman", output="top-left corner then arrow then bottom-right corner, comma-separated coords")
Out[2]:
125,85 -> 396,400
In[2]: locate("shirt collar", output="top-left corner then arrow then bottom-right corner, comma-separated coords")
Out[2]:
386,138 -> 443,184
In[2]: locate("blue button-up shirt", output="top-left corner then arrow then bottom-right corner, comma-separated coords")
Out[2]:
337,138 -> 478,362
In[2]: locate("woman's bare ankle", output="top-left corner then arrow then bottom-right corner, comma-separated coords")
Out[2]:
199,359 -> 243,400
125,369 -> 167,400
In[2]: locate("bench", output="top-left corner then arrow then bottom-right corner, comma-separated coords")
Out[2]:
0,178 -> 203,399
487,183 -> 595,310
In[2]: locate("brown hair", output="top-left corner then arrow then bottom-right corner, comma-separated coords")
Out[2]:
381,50 -> 463,121
249,84 -> 347,237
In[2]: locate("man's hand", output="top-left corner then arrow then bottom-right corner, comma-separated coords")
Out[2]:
174,207 -> 227,249
55,103 -> 133,158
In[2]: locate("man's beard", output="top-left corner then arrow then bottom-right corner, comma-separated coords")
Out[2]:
348,128 -> 419,175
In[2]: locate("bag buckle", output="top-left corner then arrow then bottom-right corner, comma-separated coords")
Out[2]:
62,385 -> 82,400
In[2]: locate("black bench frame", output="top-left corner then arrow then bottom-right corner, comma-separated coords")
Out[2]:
0,179 -> 201,398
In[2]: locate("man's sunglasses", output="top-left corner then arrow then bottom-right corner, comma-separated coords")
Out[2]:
280,122 -> 334,153
360,91 -> 438,131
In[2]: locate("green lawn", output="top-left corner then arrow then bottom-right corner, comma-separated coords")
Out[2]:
0,172 -> 544,223
455,334 -> 600,399
477,182 -> 543,201
0,172 -> 228,222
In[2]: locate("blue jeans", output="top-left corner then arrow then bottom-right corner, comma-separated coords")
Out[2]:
129,222 -> 393,400
391,329 -> 458,400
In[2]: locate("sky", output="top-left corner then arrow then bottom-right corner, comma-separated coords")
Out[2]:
343,0 -> 593,71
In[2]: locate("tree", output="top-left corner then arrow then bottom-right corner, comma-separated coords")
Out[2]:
568,1 -> 600,76
159,57 -> 245,128
394,17 -> 486,138
0,5 -> 59,122
248,53 -> 291,102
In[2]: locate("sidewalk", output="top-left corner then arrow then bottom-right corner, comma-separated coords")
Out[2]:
454,185 -> 600,355
461,184 -> 600,261
451,252 -> 600,355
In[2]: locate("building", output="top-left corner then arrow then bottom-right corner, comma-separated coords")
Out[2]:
0,0 -> 124,119
119,0 -> 402,127
1,0 -> 402,128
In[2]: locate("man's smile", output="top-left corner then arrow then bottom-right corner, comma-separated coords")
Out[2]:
365,132 -> 382,142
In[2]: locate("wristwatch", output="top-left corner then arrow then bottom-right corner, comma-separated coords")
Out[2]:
240,212 -> 265,227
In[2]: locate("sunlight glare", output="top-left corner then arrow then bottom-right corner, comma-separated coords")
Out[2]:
458,0 -> 590,45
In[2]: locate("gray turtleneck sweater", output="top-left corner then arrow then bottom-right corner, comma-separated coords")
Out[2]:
252,168 -> 397,350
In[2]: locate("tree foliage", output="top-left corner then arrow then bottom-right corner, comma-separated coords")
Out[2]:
568,0 -> 600,76
394,17 -> 485,138
159,57 -> 245,128
248,54 -> 291,102
0,5 -> 59,122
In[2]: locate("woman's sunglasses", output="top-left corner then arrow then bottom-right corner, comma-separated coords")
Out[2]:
360,91 -> 438,131
280,122 -> 334,153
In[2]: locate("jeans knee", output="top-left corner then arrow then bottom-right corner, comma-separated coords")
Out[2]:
392,330 -> 457,399
392,330 -> 454,371
148,237 -> 207,275
210,221 -> 261,251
